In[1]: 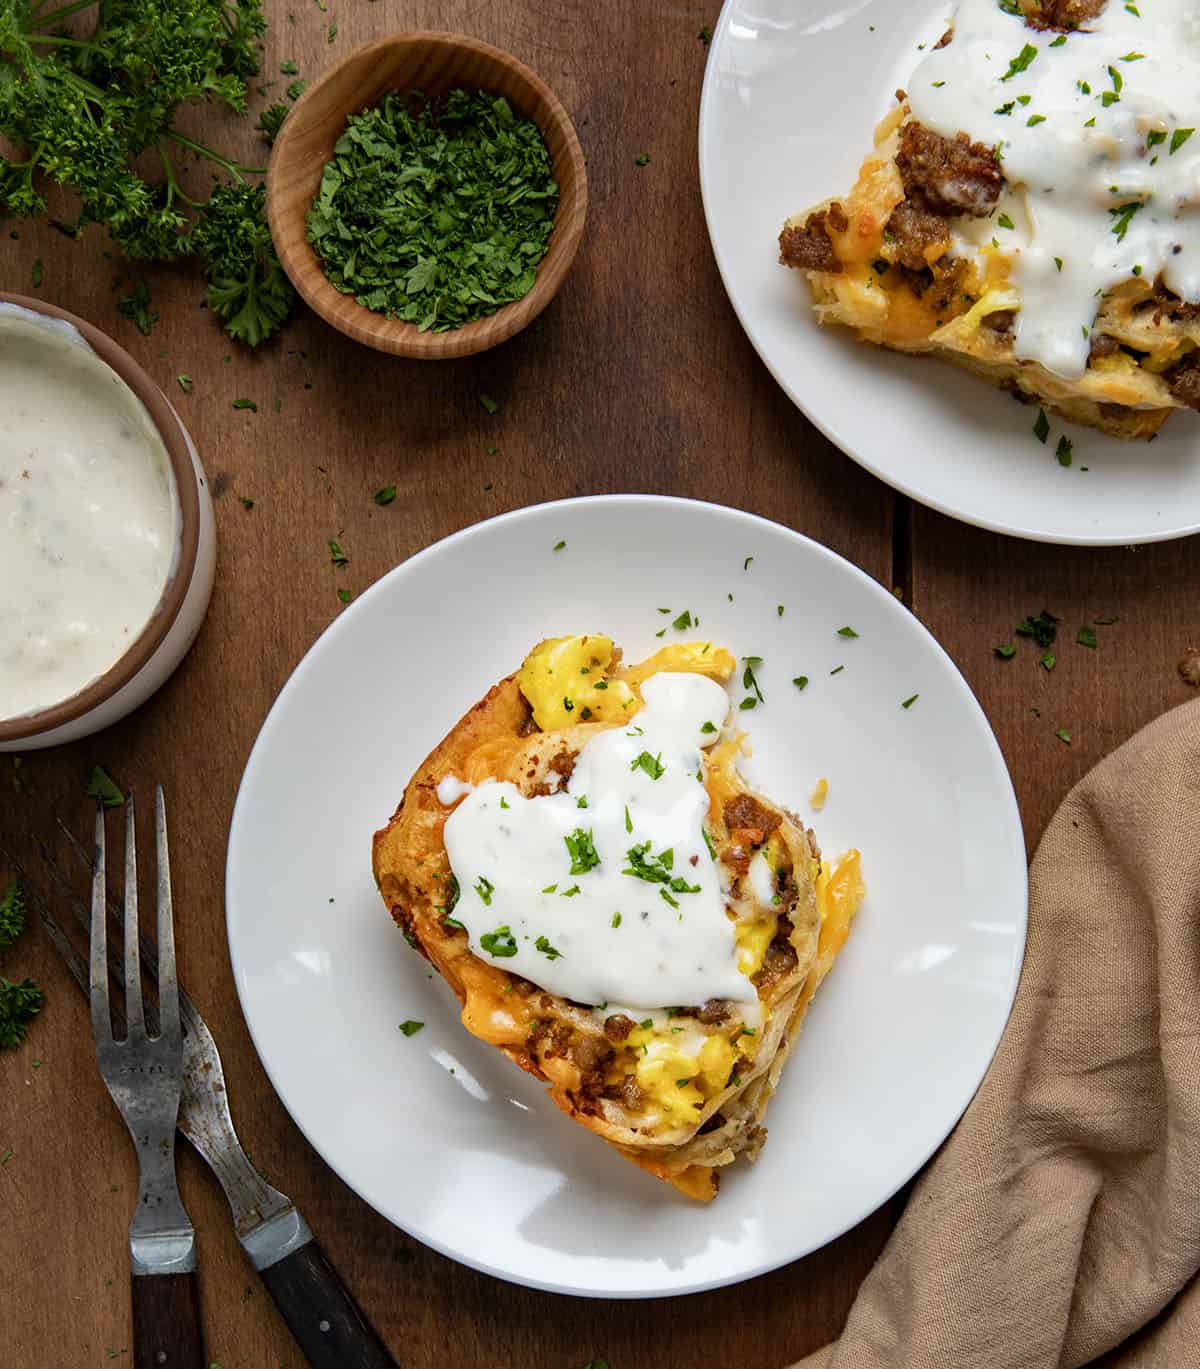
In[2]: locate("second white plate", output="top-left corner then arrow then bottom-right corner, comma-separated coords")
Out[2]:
699,0 -> 1200,545
226,496 -> 1026,1297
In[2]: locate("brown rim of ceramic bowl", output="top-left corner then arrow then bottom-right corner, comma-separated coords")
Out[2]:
0,293 -> 201,743
266,30 -> 588,359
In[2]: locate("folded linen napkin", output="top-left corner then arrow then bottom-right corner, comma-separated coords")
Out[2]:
791,699 -> 1200,1369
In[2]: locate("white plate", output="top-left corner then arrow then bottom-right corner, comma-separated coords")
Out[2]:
226,496 -> 1026,1298
698,0 -> 1200,546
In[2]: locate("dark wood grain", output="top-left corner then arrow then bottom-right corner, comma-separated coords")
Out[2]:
131,1272 -> 207,1369
258,1240 -> 397,1368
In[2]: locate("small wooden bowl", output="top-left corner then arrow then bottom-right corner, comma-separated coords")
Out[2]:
267,31 -> 588,359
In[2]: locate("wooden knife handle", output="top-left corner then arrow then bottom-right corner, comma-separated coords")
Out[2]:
131,1272 -> 206,1369
259,1238 -> 398,1369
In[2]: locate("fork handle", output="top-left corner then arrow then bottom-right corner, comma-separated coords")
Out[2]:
131,1272 -> 206,1369
259,1238 -> 397,1368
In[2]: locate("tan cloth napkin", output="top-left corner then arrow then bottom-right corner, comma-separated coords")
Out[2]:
791,698 -> 1200,1369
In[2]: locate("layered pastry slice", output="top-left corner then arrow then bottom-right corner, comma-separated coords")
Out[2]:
780,0 -> 1200,438
372,635 -> 864,1200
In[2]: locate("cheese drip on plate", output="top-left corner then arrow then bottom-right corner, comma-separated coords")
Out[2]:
442,672 -> 759,1014
908,0 -> 1200,380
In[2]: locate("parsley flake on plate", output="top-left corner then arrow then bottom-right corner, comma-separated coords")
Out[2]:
398,1020 -> 424,1037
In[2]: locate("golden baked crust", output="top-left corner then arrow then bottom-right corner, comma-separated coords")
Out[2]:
781,104 -> 1200,439
371,645 -> 863,1201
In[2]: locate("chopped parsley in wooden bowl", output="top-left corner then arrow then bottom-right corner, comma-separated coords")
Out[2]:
266,32 -> 587,359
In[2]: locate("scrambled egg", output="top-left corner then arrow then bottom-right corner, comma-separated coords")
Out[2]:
518,634 -> 735,731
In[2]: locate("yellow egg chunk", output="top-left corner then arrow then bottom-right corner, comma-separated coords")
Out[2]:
696,1034 -> 735,1095
632,1032 -> 705,1123
517,634 -> 637,730
735,913 -> 777,978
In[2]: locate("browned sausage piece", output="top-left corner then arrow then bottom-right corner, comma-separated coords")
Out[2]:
723,794 -> 782,837
885,193 -> 951,271
603,1013 -> 637,1043
895,122 -> 1004,218
1166,354 -> 1200,411
779,204 -> 847,274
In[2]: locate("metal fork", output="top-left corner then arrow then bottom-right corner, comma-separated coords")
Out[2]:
13,814 -> 400,1369
90,788 -> 206,1369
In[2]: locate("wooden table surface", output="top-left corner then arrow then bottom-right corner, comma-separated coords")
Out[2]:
2,3 -> 1197,1366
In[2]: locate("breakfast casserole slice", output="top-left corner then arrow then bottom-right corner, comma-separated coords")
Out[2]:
780,0 -> 1200,439
372,636 -> 864,1201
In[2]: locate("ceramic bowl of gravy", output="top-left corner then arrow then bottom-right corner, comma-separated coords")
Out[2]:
0,295 -> 216,751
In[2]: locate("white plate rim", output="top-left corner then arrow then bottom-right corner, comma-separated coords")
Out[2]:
225,493 -> 1029,1298
696,1 -> 1200,548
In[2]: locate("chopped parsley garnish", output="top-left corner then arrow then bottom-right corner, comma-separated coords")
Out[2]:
1077,626 -> 1098,649
631,751 -> 665,780
623,842 -> 700,894
576,794 -> 588,808
0,976 -> 44,1051
1109,202 -> 1142,243
535,935 -> 563,960
739,697 -> 757,711
442,916 -> 465,931
1054,256 -> 1063,272
499,796 -> 510,809
700,721 -> 718,734
672,610 -> 693,630
1056,436 -> 1073,467
232,398 -> 257,411
830,665 -> 845,676
635,152 -> 651,166
1000,44 -> 1037,83
1171,128 -> 1195,155
660,888 -> 679,909
398,1020 -> 424,1036
0,880 -> 25,953
742,656 -> 764,702
1095,615 -> 1120,626
328,538 -> 348,566
336,588 -> 353,604
702,828 -> 717,860
553,540 -> 566,551
994,643 -> 1017,659
1026,114 -> 1046,127
624,805 -> 633,834
177,374 -> 193,393
307,91 -> 558,332
117,279 -> 158,336
85,765 -> 124,808
997,212 -> 1015,229
995,101 -> 1015,116
792,675 -> 809,689
1016,609 -> 1058,648
836,626 -> 859,639
474,876 -> 495,906
565,828 -> 601,874
901,694 -> 920,709
542,883 -> 558,894
479,391 -> 500,414
743,555 -> 754,570
1033,409 -> 1050,444
563,696 -> 574,712
1055,728 -> 1072,745
373,485 -> 397,505
611,912 -> 622,928
561,884 -> 581,897
479,925 -> 517,957
1041,652 -> 1057,672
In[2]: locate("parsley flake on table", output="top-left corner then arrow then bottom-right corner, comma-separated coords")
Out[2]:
994,643 -> 1017,659
306,90 -> 558,332
232,398 -> 257,412
85,766 -> 124,808
1016,609 -> 1058,648
328,538 -> 348,567
1077,626 -> 1098,648
1055,728 -> 1072,745
336,588 -> 353,604
117,280 -> 158,336
373,485 -> 397,506
177,374 -> 193,394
